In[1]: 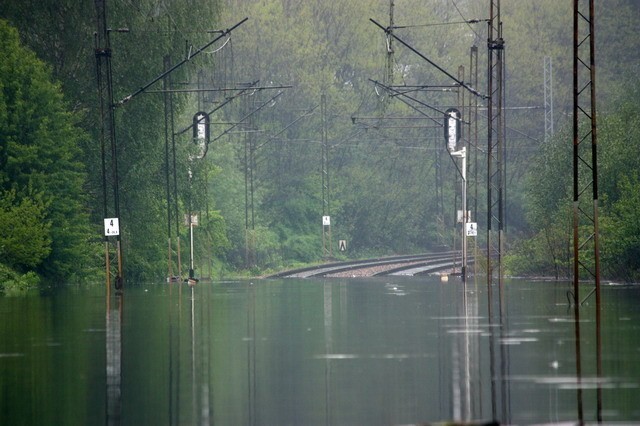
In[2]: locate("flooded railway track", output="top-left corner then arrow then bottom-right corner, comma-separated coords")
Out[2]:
267,252 -> 470,278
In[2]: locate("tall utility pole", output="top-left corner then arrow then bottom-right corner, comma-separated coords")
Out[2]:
543,56 -> 554,142
163,55 -> 174,281
435,128 -> 445,245
468,46 -> 479,282
486,0 -> 505,290
385,1 -> 395,88
95,0 -> 124,290
468,45 -> 479,240
572,1 -> 602,419
456,65 -> 466,278
321,93 -> 332,258
244,94 -> 257,267
572,0 -> 601,305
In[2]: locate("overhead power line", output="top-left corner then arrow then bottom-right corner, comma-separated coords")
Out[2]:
370,18 -> 487,100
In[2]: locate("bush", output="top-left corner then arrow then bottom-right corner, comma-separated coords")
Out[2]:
0,264 -> 40,296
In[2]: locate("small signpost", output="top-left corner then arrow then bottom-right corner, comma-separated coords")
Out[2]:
466,222 -> 478,237
184,214 -> 199,226
322,216 -> 332,257
104,218 -> 120,236
339,240 -> 347,252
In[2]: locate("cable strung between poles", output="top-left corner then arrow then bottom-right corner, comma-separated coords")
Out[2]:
115,17 -> 249,107
370,79 -> 470,127
370,18 -> 487,100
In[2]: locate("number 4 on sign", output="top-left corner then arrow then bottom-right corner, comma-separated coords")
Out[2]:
104,218 -> 120,236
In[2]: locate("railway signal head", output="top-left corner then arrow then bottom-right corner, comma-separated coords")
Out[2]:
444,108 -> 461,152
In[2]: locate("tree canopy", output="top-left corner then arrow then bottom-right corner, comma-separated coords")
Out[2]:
0,19 -> 92,286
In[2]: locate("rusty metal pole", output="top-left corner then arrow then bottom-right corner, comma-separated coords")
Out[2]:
487,0 -> 504,290
573,0 -> 602,420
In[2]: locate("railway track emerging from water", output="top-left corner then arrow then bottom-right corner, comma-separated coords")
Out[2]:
267,251 -> 470,278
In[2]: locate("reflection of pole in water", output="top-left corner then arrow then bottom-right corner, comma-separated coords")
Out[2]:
200,283 -> 212,424
571,283 -> 604,422
485,275 -> 511,423
452,321 -> 461,421
499,285 -> 511,423
168,281 -> 179,424
106,291 -> 123,425
324,282 -> 333,425
596,295 -> 602,422
185,280 -> 212,425
486,281 -> 497,421
464,282 -> 481,419
453,282 -> 481,421
190,285 -> 196,423
246,283 -> 256,426
573,302 -> 584,422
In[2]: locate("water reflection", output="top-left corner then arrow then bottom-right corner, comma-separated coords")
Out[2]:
572,285 -> 603,423
187,283 -> 214,424
214,279 -> 631,423
106,289 -> 122,425
247,283 -> 256,426
451,282 -> 482,421
324,281 -> 333,426
1,278 -> 639,424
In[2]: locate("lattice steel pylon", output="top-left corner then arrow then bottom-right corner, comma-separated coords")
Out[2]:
321,93 -> 332,258
572,0 -> 600,305
543,56 -> 554,142
244,94 -> 257,267
572,5 -> 602,421
486,0 -> 505,288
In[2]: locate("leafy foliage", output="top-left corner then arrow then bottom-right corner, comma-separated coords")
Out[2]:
0,19 -> 92,282
0,190 -> 51,270
600,175 -> 640,281
511,79 -> 640,280
0,263 -> 40,295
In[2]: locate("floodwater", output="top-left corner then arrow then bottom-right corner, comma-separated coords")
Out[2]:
0,276 -> 639,425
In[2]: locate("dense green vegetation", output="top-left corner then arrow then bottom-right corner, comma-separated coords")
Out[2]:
1,0 -> 639,286
507,83 -> 640,280
0,20 -> 94,292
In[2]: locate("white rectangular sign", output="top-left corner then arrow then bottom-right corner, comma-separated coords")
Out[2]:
322,215 -> 331,226
466,222 -> 478,237
184,214 -> 199,226
104,218 -> 120,236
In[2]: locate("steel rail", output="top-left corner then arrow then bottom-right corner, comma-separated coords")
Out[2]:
267,252 -> 460,278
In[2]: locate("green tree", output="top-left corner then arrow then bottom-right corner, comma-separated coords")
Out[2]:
0,190 -> 51,270
514,76 -> 640,280
0,19 -> 93,281
600,175 -> 640,281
